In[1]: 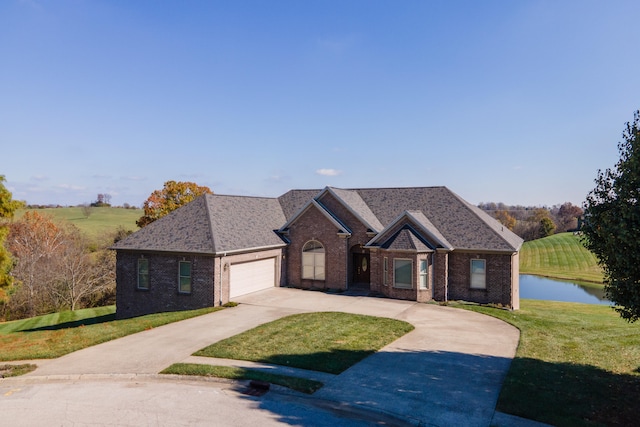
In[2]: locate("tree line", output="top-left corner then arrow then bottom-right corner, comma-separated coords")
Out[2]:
0,179 -> 209,321
3,105 -> 640,325
478,201 -> 583,241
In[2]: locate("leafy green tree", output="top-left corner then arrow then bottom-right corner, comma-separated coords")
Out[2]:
0,175 -> 23,306
540,217 -> 556,237
136,180 -> 213,227
583,110 -> 640,322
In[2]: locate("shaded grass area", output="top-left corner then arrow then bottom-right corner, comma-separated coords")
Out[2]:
0,306 -> 222,361
0,363 -> 37,377
458,300 -> 640,426
195,312 -> 414,374
161,363 -> 323,394
520,232 -> 603,283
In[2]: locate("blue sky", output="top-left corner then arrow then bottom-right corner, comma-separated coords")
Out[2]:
2,0 -> 640,207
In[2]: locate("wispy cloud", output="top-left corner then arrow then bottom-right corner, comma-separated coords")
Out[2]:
121,176 -> 147,181
30,175 -> 48,181
316,168 -> 342,177
56,183 -> 86,191
316,34 -> 360,54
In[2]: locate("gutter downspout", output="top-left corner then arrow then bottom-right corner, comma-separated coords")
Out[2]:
219,252 -> 226,306
345,236 -> 350,290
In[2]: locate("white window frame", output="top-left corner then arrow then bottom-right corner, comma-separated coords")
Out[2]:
302,240 -> 325,281
383,257 -> 388,286
178,260 -> 192,294
137,258 -> 149,290
470,259 -> 486,289
419,259 -> 429,289
393,258 -> 413,289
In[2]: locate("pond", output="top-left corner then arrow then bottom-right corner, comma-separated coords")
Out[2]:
519,274 -> 611,305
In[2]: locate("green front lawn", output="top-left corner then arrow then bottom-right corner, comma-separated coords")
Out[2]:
0,305 -> 222,361
459,300 -> 640,426
195,312 -> 414,374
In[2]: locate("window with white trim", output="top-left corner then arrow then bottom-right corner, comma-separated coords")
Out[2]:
393,259 -> 413,289
137,258 -> 149,290
302,240 -> 325,280
419,259 -> 429,289
470,259 -> 486,289
383,257 -> 388,286
179,261 -> 192,293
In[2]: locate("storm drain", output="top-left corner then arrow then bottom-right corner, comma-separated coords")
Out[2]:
242,380 -> 270,396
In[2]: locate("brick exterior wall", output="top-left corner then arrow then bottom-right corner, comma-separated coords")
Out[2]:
369,250 -> 434,302
286,205 -> 348,290
117,248 -> 284,318
433,251 -> 449,301
447,251 -> 516,307
116,251 -> 215,319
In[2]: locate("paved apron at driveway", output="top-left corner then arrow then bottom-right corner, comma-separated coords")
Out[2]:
27,303 -> 303,376
236,289 -> 519,427
21,288 -> 520,426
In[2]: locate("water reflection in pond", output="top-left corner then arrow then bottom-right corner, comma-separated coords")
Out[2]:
520,274 -> 610,305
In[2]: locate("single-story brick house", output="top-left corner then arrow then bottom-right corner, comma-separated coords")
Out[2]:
113,186 -> 523,319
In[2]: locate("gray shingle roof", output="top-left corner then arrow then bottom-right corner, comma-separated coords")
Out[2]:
327,187 -> 384,232
112,194 -> 286,254
356,187 -> 523,252
114,185 -> 523,255
381,227 -> 433,252
367,210 -> 453,250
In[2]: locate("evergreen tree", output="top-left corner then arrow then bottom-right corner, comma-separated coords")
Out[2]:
583,110 -> 640,321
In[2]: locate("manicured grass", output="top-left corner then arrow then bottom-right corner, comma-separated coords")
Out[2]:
0,305 -> 222,361
195,312 -> 414,374
15,207 -> 141,242
520,232 -> 604,283
161,363 -> 323,394
458,300 -> 640,427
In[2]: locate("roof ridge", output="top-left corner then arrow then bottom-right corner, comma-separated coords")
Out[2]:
202,194 -> 218,253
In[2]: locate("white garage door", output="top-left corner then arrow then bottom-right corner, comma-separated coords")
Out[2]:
229,258 -> 276,298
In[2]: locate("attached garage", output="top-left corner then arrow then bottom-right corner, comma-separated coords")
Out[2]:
229,258 -> 276,298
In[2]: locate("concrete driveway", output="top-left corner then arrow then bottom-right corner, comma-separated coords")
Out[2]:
0,288 -> 540,426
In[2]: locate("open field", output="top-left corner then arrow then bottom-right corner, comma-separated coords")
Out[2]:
520,232 -> 604,284
0,305 -> 221,361
459,300 -> 640,426
15,207 -> 141,242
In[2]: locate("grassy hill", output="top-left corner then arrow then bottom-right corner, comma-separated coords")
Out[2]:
14,207 -> 141,243
520,232 -> 603,284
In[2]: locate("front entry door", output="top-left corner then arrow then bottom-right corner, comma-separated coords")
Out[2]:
352,253 -> 370,284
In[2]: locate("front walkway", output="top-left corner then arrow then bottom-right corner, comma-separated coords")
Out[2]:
2,288 -> 543,426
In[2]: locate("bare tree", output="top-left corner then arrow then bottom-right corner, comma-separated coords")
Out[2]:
50,230 -> 115,311
81,203 -> 93,219
8,212 -> 66,317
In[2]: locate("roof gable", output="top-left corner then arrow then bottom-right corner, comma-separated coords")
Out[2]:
324,187 -> 384,232
279,197 -> 352,235
381,227 -> 433,252
357,187 -> 523,252
367,210 -> 453,250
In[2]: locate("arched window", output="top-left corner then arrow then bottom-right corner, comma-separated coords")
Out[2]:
302,240 -> 325,280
